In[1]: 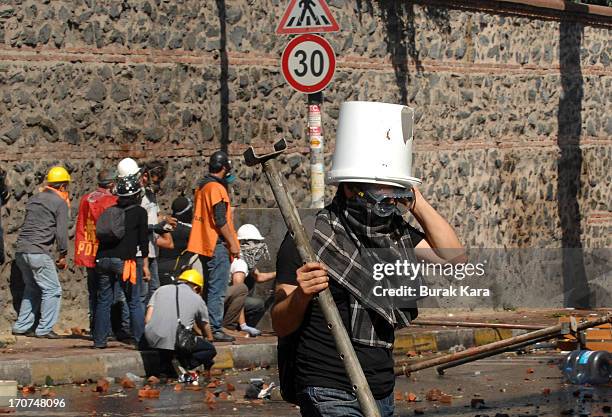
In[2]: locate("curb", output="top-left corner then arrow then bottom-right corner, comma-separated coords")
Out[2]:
0,329 -> 527,386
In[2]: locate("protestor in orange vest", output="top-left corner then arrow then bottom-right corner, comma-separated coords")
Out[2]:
187,151 -> 240,343
74,169 -> 130,339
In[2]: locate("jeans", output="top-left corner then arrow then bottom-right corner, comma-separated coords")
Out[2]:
13,252 -> 63,336
88,267 -> 130,336
297,387 -> 395,417
200,242 -> 230,333
244,296 -> 266,327
87,267 -> 96,330
93,258 -> 144,347
140,257 -> 159,310
13,253 -> 62,336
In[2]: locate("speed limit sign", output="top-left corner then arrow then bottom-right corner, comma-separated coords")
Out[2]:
281,34 -> 336,94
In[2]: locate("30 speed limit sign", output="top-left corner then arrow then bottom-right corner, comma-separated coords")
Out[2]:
281,34 -> 336,94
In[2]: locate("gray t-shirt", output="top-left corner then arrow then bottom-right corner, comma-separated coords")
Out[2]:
144,283 -> 209,350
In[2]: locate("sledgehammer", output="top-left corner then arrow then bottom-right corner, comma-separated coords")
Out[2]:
244,139 -> 381,417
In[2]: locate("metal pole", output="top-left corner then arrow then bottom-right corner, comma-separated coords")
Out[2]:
308,92 -> 325,209
412,320 -> 547,331
397,313 -> 612,375
262,158 -> 380,417
435,334 -> 554,375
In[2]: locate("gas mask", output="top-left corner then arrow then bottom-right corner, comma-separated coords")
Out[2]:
240,240 -> 270,270
354,184 -> 414,218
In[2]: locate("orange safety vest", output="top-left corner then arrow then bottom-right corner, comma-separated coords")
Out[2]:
187,180 -> 237,257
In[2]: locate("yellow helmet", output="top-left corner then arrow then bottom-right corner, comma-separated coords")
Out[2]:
46,166 -> 71,183
178,269 -> 203,288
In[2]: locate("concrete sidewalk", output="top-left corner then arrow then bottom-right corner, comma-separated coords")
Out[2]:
0,309 -> 591,386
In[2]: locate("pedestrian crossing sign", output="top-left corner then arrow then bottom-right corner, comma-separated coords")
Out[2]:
276,0 -> 340,35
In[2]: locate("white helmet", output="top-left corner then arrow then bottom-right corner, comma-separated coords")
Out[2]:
328,101 -> 422,188
237,224 -> 264,241
117,158 -> 141,178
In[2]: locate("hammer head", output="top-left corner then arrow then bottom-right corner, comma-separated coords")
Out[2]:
243,138 -> 288,167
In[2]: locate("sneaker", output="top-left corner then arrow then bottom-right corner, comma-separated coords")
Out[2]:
212,331 -> 235,342
36,331 -> 61,339
240,324 -> 262,337
12,330 -> 35,337
171,358 -> 187,377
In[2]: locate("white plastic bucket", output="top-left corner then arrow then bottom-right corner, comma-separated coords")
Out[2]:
328,101 -> 421,188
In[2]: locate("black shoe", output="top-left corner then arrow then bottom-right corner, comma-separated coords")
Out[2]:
36,331 -> 61,339
212,331 -> 235,342
12,330 -> 35,337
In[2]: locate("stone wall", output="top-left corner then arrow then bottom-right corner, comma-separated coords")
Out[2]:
1,0 -> 610,331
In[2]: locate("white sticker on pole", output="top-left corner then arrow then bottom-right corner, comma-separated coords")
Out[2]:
281,34 -> 336,94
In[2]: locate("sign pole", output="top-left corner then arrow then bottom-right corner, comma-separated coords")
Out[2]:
308,92 -> 325,208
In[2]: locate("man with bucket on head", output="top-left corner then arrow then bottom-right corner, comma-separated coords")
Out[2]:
272,101 -> 466,417
12,166 -> 72,339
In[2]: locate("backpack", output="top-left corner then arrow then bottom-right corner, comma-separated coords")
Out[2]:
96,205 -> 138,244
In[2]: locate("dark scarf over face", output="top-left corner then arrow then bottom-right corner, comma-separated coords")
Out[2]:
310,192 -> 421,348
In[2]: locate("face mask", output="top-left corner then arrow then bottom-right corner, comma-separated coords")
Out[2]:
240,241 -> 269,270
225,173 -> 236,184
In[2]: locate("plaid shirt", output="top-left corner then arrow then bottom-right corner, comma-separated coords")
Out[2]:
311,197 -> 420,348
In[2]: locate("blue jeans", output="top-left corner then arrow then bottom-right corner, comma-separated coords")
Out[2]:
140,257 -> 159,310
297,387 -> 395,417
88,267 -> 130,336
13,253 -> 62,336
93,258 -> 144,347
201,242 -> 230,333
87,267 -> 97,330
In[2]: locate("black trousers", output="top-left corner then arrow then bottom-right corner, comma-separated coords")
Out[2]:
157,337 -> 217,375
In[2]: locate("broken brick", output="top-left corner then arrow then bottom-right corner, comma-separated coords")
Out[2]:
407,392 -> 417,402
138,387 -> 160,398
394,391 -> 403,401
226,383 -> 235,392
218,392 -> 229,400
425,388 -> 442,401
94,379 -> 109,393
542,388 -> 551,396
147,376 -> 160,385
526,368 -> 535,374
70,327 -> 84,336
21,385 -> 35,394
120,378 -> 135,389
439,394 -> 452,404
174,384 -> 183,392
205,391 -> 216,410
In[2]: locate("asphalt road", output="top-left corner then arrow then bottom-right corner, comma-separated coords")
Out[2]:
5,352 -> 611,417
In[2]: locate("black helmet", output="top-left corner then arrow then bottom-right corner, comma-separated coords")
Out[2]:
209,151 -> 232,173
116,174 -> 142,197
